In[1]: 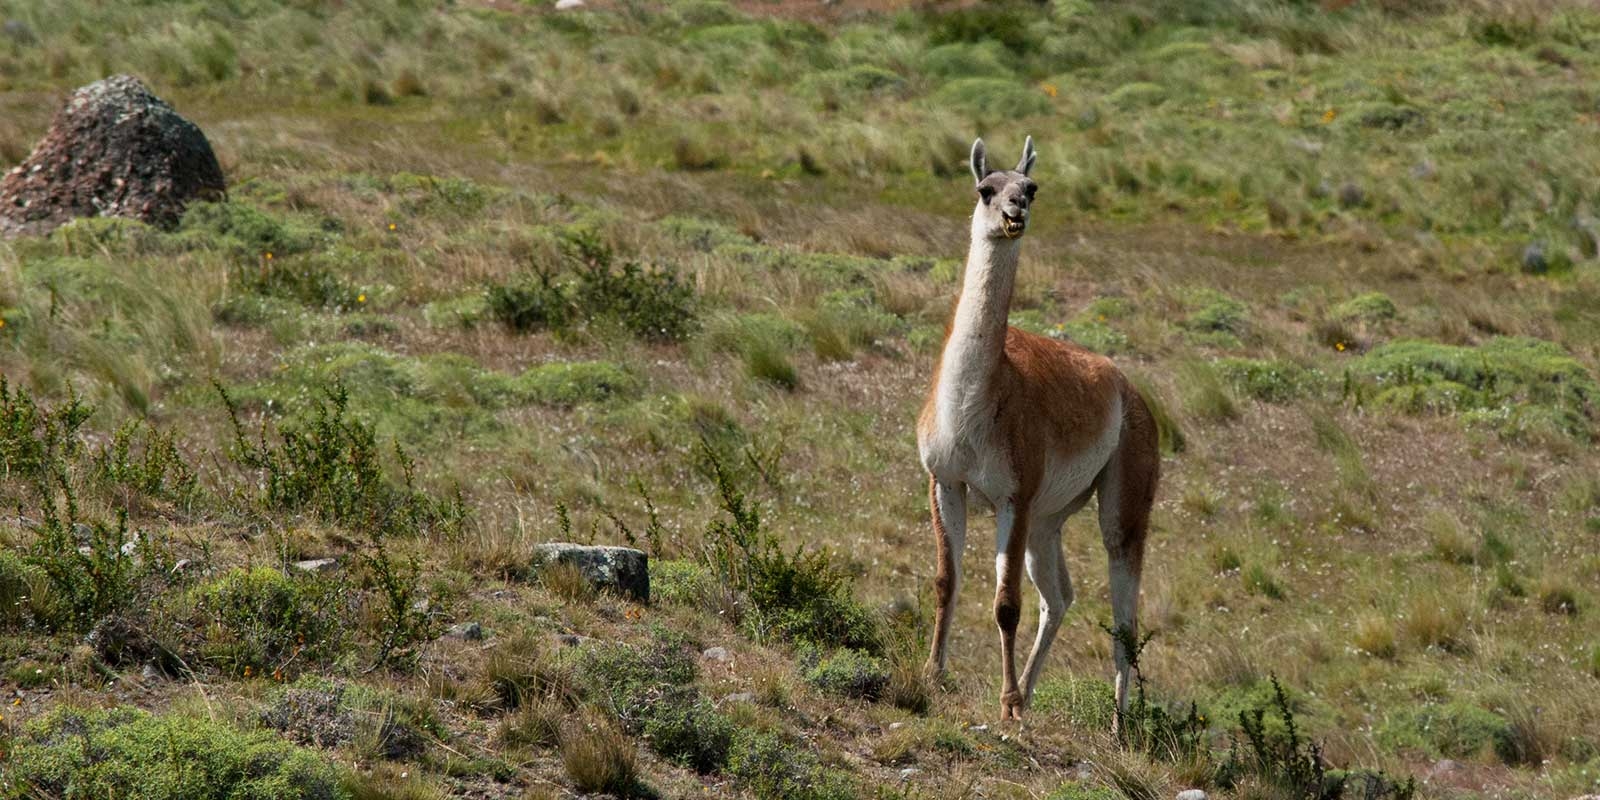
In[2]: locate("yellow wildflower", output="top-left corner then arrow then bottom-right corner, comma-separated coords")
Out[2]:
1321,108 -> 1336,124
1041,82 -> 1059,99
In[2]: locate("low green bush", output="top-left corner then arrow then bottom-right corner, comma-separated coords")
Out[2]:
1347,337 -> 1597,436
187,566 -> 345,675
1378,701 -> 1514,761
516,361 -> 641,407
1330,292 -> 1398,325
5,705 -> 348,800
728,730 -> 856,800
1215,358 -> 1318,403
579,635 -> 734,772
803,647 -> 889,700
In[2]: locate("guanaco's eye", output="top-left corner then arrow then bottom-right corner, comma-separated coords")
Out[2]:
978,185 -> 996,203
1024,184 -> 1037,199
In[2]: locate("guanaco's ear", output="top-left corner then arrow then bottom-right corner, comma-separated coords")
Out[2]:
1016,135 -> 1036,176
970,138 -> 988,185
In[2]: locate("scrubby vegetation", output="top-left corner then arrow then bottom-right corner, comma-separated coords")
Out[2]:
2,0 -> 1599,798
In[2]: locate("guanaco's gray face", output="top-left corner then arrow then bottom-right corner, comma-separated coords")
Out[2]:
970,136 -> 1038,241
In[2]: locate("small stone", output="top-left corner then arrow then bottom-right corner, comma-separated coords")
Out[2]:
554,0 -> 585,8
887,722 -> 908,731
1337,182 -> 1365,209
119,534 -> 139,558
446,622 -> 484,641
1430,759 -> 1462,775
293,558 -> 338,574
702,646 -> 730,663
899,768 -> 919,781
170,559 -> 192,576
969,724 -> 988,732
1521,242 -> 1549,274
554,633 -> 586,648
722,692 -> 754,704
141,663 -> 163,682
1176,790 -> 1207,800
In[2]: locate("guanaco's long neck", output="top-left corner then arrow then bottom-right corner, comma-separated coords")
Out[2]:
935,214 -> 1021,425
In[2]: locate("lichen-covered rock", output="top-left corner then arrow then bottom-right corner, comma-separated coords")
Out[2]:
0,74 -> 225,237
532,543 -> 649,602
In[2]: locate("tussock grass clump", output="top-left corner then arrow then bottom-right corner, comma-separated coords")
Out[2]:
1352,615 -> 1398,660
1402,592 -> 1472,654
560,716 -> 644,797
1177,360 -> 1238,423
6,706 -> 347,800
1330,292 -> 1398,325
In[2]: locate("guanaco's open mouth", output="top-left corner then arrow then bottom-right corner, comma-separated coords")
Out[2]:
1001,214 -> 1026,238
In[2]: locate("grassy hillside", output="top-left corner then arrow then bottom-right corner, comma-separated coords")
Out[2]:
1,1 -> 1598,798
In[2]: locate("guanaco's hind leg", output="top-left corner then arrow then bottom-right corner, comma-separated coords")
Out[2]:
1098,396 -> 1160,736
925,478 -> 967,680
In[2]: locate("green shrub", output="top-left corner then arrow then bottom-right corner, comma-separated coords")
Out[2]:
6,706 -> 347,800
1048,319 -> 1128,354
1048,782 -> 1121,800
1330,292 -> 1398,325
221,384 -> 466,539
698,444 -> 880,652
803,648 -> 889,700
1032,676 -> 1116,729
176,201 -> 323,258
237,257 -> 361,309
935,78 -> 1051,117
26,504 -> 148,632
579,636 -> 733,772
486,272 -> 571,334
652,560 -> 714,608
728,730 -> 856,800
640,688 -> 735,772
1182,290 -> 1249,336
516,361 -> 642,407
0,376 -> 92,485
1378,702 -> 1513,761
1347,337 -> 1597,436
187,566 -> 344,675
919,42 -> 1013,78
1215,358 -> 1317,403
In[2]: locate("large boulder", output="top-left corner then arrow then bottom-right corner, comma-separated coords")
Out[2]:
0,74 -> 225,237
532,543 -> 649,603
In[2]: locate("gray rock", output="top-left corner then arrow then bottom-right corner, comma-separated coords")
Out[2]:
1176,790 -> 1207,800
554,0 -> 585,8
293,558 -> 339,574
899,768 -> 919,781
532,543 -> 649,603
2,20 -> 34,44
723,692 -> 754,704
702,646 -> 730,662
887,722 -> 908,731
446,622 -> 484,641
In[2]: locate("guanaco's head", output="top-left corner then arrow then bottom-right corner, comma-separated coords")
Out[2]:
969,136 -> 1038,241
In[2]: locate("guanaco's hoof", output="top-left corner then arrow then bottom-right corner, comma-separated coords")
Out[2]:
1000,690 -> 1026,721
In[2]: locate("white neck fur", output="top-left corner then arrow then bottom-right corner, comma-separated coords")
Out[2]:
934,209 -> 1021,430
